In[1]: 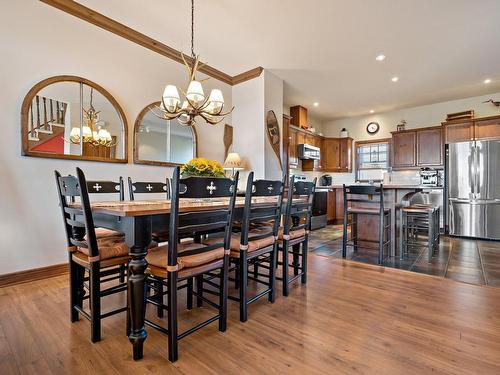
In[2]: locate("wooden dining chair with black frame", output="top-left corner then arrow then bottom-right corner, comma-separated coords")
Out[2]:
128,177 -> 171,243
143,167 -> 239,362
216,172 -> 285,322
55,169 -> 130,343
342,184 -> 391,265
277,176 -> 316,297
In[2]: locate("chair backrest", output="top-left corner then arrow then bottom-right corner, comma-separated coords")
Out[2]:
238,172 -> 285,247
86,177 -> 124,201
128,177 -> 171,201
166,167 -> 239,269
55,168 -> 100,259
282,176 -> 316,236
343,184 -> 385,213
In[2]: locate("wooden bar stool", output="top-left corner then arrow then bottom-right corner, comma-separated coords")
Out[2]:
342,184 -> 391,265
399,204 -> 440,262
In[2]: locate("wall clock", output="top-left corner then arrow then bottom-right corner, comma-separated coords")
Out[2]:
366,121 -> 380,135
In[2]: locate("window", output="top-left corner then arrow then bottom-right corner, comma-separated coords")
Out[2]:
355,139 -> 390,181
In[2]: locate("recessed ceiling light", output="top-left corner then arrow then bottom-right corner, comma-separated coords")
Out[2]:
313,102 -> 319,107
391,76 -> 399,82
484,78 -> 491,84
369,109 -> 375,113
375,54 -> 386,62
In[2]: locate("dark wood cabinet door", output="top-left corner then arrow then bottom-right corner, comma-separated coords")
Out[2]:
296,131 -> 306,146
327,190 -> 335,223
323,138 -> 340,171
392,131 -> 416,168
444,121 -> 474,143
339,138 -> 353,172
334,189 -> 344,223
475,118 -> 500,140
417,127 -> 443,166
289,128 -> 298,168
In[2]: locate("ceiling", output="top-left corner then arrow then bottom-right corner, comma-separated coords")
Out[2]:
78,0 -> 500,120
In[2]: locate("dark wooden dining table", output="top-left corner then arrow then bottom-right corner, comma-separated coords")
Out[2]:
86,197 -> 300,360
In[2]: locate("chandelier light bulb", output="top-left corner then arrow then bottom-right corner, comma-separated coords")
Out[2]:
186,80 -> 205,104
162,85 -> 181,111
208,89 -> 224,113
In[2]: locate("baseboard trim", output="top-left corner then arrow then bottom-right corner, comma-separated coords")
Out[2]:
0,263 -> 68,288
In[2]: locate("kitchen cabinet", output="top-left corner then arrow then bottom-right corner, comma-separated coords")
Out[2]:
327,189 -> 336,224
391,126 -> 443,169
290,105 -> 308,129
288,126 -> 298,169
334,188 -> 344,224
474,116 -> 500,140
416,127 -> 443,166
443,120 -> 474,143
391,131 -> 416,168
322,137 -> 353,172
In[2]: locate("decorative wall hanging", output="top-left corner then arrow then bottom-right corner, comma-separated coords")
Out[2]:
223,124 -> 233,159
266,110 -> 281,168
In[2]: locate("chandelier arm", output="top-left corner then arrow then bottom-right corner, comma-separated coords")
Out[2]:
181,52 -> 194,81
199,112 -> 224,125
160,97 -> 181,115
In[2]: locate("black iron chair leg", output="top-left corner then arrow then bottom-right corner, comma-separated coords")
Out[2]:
167,272 -> 179,362
187,277 -> 193,310
292,243 -> 300,276
239,251 -> 248,322
196,275 -> 203,307
119,264 -> 126,283
342,214 -> 348,258
301,239 -> 308,284
219,257 -> 229,331
282,241 -> 290,296
69,258 -> 81,322
268,245 -> 277,303
89,264 -> 101,343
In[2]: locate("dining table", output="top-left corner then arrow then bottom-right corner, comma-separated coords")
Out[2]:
84,196 -> 303,360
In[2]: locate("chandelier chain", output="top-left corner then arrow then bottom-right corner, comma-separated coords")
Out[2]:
191,0 -> 195,58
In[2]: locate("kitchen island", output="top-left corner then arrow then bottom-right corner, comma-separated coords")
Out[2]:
326,185 -> 443,256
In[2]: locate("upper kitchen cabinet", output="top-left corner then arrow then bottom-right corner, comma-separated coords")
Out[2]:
391,126 -> 443,169
474,115 -> 500,140
391,130 -> 416,168
417,127 -> 443,166
288,125 -> 299,168
443,120 -> 474,143
322,137 -> 353,172
290,105 -> 308,129
443,115 -> 500,143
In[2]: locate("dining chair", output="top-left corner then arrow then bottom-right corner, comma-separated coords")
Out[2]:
144,167 -> 239,362
276,176 -> 316,296
203,172 -> 284,322
342,184 -> 391,265
55,169 -> 129,343
128,177 -> 172,243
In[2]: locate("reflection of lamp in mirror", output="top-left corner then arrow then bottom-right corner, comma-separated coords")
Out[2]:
223,152 -> 244,177
67,88 -> 115,147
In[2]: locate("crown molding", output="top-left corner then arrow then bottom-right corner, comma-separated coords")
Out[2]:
40,0 -> 263,86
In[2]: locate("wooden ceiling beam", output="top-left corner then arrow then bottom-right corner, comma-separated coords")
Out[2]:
40,0 -> 264,86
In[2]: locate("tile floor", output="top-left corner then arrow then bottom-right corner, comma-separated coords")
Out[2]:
309,225 -> 500,287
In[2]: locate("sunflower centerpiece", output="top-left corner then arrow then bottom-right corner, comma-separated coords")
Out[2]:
181,158 -> 225,178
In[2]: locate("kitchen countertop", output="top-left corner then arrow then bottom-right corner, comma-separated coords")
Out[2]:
322,185 -> 444,189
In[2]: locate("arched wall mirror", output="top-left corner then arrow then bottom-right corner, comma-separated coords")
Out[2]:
21,75 -> 128,163
134,102 -> 197,167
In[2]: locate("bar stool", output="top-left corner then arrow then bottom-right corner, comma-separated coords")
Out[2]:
399,204 -> 440,262
342,184 -> 391,265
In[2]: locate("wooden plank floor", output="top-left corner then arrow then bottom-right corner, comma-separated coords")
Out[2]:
1,255 -> 500,374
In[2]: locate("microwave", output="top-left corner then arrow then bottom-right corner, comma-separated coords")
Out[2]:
298,144 -> 320,160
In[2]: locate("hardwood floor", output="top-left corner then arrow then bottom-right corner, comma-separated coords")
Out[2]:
311,225 -> 500,287
1,254 -> 500,374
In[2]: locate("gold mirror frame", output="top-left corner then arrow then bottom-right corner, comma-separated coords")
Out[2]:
21,75 -> 128,163
133,101 -> 198,167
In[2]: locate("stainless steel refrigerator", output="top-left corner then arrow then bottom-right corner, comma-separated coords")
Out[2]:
447,140 -> 500,239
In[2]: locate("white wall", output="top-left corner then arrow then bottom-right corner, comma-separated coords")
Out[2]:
0,2 -> 232,274
231,75 -> 266,183
264,70 -> 284,180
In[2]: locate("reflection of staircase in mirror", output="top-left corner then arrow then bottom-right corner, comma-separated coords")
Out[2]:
28,95 -> 67,153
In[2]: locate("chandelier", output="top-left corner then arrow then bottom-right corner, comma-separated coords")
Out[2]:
68,88 -> 114,147
155,0 -> 233,126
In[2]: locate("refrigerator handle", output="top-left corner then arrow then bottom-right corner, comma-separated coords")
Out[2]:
469,145 -> 475,199
474,143 -> 479,199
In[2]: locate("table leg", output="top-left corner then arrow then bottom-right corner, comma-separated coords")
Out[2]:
125,216 -> 152,360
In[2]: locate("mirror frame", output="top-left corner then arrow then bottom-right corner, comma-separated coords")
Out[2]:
21,75 -> 128,163
133,101 -> 198,167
